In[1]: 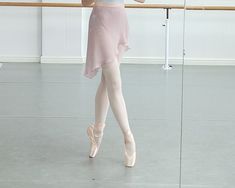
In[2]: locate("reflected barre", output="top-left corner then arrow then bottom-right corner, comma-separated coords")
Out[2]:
0,2 -> 235,11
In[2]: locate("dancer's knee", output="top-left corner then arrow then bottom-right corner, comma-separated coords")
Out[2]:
102,60 -> 121,91
109,79 -> 122,94
103,70 -> 122,93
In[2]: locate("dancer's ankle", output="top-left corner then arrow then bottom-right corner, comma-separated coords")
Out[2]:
123,130 -> 136,156
124,130 -> 134,143
93,122 -> 105,137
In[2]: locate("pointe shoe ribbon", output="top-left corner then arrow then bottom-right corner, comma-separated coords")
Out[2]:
87,124 -> 104,158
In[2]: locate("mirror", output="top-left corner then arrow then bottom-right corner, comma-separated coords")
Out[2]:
181,0 -> 235,187
0,0 -> 186,187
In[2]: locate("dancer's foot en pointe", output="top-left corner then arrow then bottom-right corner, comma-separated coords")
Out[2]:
87,124 -> 104,158
124,131 -> 136,167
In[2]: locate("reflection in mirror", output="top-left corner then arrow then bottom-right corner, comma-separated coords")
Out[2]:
0,1 -> 185,187
181,1 -> 235,187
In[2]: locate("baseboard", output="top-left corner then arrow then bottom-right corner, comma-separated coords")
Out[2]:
122,57 -> 235,66
1,55 -> 235,66
40,56 -> 83,64
0,56 -> 40,63
183,58 -> 235,66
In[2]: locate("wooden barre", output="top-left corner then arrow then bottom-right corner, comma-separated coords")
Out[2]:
0,2 -> 235,11
0,2 -> 182,8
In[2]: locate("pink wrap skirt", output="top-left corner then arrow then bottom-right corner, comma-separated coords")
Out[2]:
82,3 -> 131,79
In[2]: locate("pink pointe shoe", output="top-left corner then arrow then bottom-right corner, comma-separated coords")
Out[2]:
87,124 -> 104,158
124,132 -> 136,167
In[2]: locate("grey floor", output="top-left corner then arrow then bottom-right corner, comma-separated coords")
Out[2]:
0,62 -> 234,188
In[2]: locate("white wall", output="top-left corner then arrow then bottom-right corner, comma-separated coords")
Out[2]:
41,0 -> 83,64
0,0 -> 234,65
0,0 -> 42,63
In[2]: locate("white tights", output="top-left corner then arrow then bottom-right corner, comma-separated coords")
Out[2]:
93,58 -> 133,146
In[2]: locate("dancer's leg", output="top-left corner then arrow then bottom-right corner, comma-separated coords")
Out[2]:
93,71 -> 109,136
101,59 -> 135,154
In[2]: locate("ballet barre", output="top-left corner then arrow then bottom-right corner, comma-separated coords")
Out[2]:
1,2 -> 235,10
1,2 -> 235,70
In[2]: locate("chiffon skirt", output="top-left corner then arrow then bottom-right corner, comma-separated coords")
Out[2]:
82,3 -> 131,79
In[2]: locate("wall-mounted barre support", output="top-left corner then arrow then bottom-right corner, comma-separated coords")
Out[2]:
1,2 -> 235,71
162,8 -> 172,70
